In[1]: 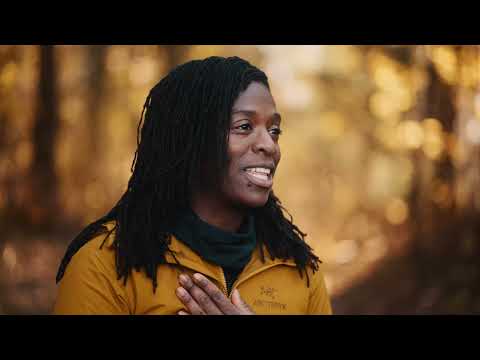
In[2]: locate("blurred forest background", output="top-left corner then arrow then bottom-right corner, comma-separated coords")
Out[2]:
1,45 -> 479,314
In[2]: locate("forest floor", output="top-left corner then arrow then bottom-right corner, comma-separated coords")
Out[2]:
332,253 -> 480,314
0,232 -> 66,314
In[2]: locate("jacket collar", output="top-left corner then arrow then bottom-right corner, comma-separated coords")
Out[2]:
165,235 -> 296,285
104,222 -> 297,285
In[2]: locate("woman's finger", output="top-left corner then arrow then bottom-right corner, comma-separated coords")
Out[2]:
231,289 -> 255,314
192,273 -> 238,314
176,286 -> 206,315
178,274 -> 223,315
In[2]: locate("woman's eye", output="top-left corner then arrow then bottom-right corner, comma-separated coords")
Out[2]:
270,127 -> 282,136
236,123 -> 252,131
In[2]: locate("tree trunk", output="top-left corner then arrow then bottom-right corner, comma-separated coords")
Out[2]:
29,45 -> 60,231
410,52 -> 457,257
86,45 -> 107,158
67,45 -> 108,224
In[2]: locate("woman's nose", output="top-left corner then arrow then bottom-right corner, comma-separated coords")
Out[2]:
252,128 -> 276,156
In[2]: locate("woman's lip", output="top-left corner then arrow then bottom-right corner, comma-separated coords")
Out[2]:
244,170 -> 273,189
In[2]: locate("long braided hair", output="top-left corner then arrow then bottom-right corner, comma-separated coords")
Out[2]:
56,56 -> 320,291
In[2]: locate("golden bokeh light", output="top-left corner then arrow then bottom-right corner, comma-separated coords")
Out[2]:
396,156 -> 415,196
369,92 -> 400,122
323,45 -> 362,75
398,120 -> 424,149
128,56 -> 159,87
423,137 -> 445,160
459,60 -> 479,88
280,79 -> 314,110
0,62 -> 17,89
430,46 -> 458,85
367,152 -> 397,205
333,239 -> 359,265
385,198 -> 409,225
105,46 -> 130,74
371,56 -> 400,91
465,118 -> 480,144
395,88 -> 414,113
2,244 -> 17,271
423,117 -> 443,133
374,123 -> 401,150
422,118 -> 445,160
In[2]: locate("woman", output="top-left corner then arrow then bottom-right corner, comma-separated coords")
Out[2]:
54,56 -> 332,315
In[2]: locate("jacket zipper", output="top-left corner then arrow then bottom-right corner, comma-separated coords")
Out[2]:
219,267 -> 229,298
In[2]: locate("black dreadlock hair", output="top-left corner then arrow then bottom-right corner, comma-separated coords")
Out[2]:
56,56 -> 320,291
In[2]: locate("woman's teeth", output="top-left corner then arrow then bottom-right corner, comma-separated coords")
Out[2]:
245,168 -> 271,180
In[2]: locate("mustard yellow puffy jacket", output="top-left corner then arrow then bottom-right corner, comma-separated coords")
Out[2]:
53,222 -> 333,315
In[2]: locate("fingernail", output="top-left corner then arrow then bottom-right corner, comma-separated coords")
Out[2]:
178,274 -> 188,285
176,287 -> 187,297
193,273 -> 204,282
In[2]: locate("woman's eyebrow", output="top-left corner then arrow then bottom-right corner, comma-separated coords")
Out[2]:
272,113 -> 282,124
232,110 -> 282,124
232,109 -> 256,116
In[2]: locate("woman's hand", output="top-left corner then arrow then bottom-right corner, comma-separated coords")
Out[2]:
176,273 -> 255,315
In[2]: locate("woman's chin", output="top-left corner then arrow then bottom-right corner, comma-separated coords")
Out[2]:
237,193 -> 270,209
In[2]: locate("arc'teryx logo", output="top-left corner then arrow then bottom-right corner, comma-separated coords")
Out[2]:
260,286 -> 277,300
254,286 -> 287,311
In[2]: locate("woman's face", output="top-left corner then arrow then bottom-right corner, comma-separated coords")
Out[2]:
220,81 -> 282,209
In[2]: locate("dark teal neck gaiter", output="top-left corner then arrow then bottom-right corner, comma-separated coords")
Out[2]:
170,208 -> 256,294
